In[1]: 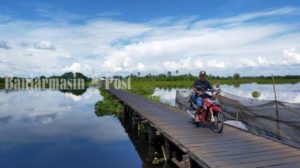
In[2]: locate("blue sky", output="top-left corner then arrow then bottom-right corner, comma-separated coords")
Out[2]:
0,0 -> 300,77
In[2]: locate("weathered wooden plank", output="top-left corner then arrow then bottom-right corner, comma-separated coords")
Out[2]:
261,161 -> 300,168
203,143 -> 289,158
189,140 -> 280,157
108,88 -> 300,168
218,155 -> 300,168
206,147 -> 299,164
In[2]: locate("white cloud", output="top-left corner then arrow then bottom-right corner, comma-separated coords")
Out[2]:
207,60 -> 226,69
161,57 -> 192,71
194,59 -> 204,69
62,62 -> 91,73
238,56 -> 272,68
64,92 -> 82,101
0,7 -> 299,76
238,58 -> 257,67
257,56 -> 268,64
195,7 -> 298,27
283,47 -> 300,65
0,60 -> 11,64
137,62 -> 145,71
34,41 -> 55,50
0,40 -> 11,49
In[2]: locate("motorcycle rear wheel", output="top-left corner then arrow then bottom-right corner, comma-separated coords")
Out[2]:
212,112 -> 224,133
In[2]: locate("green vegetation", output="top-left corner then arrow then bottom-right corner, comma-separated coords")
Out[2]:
111,73 -> 300,103
233,73 -> 240,80
0,77 -> 4,89
124,80 -> 161,102
59,88 -> 87,96
252,91 -> 261,98
49,72 -> 91,82
94,88 -> 123,117
1,72 -> 299,90
126,73 -> 300,85
125,74 -> 300,94
94,72 -> 300,117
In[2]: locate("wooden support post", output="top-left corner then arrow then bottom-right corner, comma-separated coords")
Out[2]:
171,154 -> 191,168
148,125 -> 154,144
131,111 -> 136,126
123,105 -> 128,122
182,154 -> 191,168
162,138 -> 171,160
236,108 -> 239,121
137,118 -> 141,137
126,107 -> 132,131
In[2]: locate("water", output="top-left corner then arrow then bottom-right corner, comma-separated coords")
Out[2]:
153,83 -> 300,106
0,88 -> 146,168
152,83 -> 300,148
1,83 -> 299,167
220,83 -> 300,103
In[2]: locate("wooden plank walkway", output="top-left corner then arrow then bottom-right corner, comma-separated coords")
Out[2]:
108,88 -> 300,168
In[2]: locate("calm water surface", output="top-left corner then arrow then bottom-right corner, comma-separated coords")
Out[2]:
152,83 -> 300,148
1,83 -> 299,167
153,83 -> 300,106
0,88 -> 146,168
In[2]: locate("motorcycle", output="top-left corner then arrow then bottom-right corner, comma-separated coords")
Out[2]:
187,85 -> 224,133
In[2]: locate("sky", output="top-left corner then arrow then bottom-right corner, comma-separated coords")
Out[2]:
0,0 -> 300,77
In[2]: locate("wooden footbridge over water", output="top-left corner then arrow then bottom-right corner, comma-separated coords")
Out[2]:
108,88 -> 300,168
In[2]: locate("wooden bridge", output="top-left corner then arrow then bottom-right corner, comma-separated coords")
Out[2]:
108,88 -> 300,168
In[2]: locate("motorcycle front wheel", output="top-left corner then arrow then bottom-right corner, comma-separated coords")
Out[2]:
212,112 -> 224,133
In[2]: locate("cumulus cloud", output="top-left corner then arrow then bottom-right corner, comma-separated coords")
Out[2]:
161,57 -> 192,71
0,40 -> 11,49
238,56 -> 272,68
19,42 -> 30,47
283,47 -> 300,65
0,7 -> 299,76
34,41 -> 55,50
194,59 -> 204,69
207,60 -> 227,69
137,62 -> 145,71
62,62 -> 91,73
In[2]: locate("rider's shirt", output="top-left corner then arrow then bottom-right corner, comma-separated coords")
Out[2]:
193,79 -> 212,92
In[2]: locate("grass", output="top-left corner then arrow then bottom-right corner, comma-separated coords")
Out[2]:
124,78 -> 300,102
0,83 -> 4,89
94,88 -> 123,117
130,78 -> 300,89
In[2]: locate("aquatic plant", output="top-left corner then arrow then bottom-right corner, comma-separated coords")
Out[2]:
251,91 -> 261,98
94,88 -> 123,117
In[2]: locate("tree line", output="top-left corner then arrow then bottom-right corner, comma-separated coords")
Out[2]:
112,72 -> 300,82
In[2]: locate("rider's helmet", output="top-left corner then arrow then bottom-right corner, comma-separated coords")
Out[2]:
199,71 -> 206,76
199,71 -> 206,81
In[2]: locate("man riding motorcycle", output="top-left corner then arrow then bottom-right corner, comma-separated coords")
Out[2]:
192,70 -> 214,124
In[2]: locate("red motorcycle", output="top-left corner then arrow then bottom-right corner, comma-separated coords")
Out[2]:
187,85 -> 224,133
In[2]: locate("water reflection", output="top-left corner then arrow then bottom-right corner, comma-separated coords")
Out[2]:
0,88 -> 143,168
221,83 -> 300,103
120,116 -> 170,168
153,88 -> 188,106
153,83 -> 300,104
0,115 -> 13,125
152,84 -> 300,148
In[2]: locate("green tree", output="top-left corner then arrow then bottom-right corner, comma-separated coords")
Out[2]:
167,71 -> 172,77
233,73 -> 240,80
